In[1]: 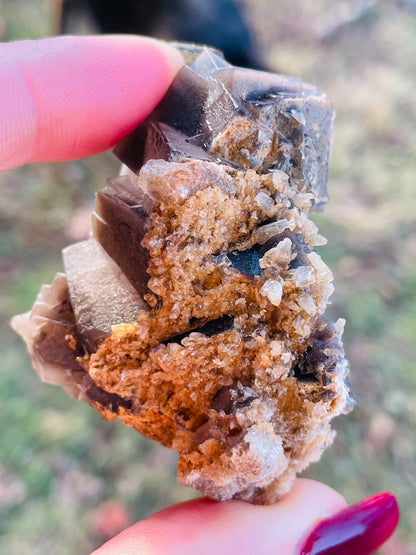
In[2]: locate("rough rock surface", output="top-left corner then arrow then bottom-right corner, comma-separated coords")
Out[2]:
12,45 -> 354,504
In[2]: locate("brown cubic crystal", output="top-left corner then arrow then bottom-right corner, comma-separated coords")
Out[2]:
12,45 -> 354,504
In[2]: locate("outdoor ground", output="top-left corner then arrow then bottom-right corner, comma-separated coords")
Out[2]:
0,0 -> 415,553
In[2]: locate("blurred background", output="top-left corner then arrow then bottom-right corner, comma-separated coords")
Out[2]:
0,0 -> 415,553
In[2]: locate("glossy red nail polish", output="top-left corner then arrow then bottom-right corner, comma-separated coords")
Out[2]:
299,492 -> 399,555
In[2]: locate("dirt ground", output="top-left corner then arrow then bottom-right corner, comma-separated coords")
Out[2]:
0,0 -> 415,553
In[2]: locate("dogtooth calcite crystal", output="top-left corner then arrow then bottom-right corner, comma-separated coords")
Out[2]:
12,44 -> 354,504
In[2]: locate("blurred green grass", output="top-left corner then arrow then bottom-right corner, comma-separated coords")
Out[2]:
1,0 -> 416,553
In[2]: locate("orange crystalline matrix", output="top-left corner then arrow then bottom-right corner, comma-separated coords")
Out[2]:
12,44 -> 354,504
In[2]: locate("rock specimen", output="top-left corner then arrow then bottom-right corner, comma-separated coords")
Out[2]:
12,45 -> 354,504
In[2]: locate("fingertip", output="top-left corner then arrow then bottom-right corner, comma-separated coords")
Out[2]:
94,34 -> 184,86
288,478 -> 347,518
144,37 -> 184,77
298,491 -> 400,555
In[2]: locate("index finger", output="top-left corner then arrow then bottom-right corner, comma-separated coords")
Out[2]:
0,35 -> 183,171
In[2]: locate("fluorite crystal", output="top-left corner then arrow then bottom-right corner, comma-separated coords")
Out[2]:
12,45 -> 354,504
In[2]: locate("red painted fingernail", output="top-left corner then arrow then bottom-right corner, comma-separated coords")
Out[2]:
299,492 -> 399,555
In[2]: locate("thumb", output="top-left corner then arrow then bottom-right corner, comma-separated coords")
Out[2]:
92,479 -> 347,555
0,35 -> 183,171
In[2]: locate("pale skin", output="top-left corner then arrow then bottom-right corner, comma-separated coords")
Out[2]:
1,35 -> 348,554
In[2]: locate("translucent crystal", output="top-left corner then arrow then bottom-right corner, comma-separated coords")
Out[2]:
62,239 -> 147,350
115,44 -> 335,209
260,279 -> 283,306
92,175 -> 153,296
10,273 -> 88,400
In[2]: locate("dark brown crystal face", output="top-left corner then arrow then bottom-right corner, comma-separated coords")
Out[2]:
116,44 -> 334,209
12,45 -> 353,505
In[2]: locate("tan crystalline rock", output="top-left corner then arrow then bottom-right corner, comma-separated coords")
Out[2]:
12,45 -> 354,505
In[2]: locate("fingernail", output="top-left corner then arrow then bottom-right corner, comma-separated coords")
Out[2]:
299,492 -> 399,555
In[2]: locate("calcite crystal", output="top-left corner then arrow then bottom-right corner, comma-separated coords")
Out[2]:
12,45 -> 354,504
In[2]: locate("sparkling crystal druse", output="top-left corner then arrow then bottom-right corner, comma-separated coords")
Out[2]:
12,45 -> 354,504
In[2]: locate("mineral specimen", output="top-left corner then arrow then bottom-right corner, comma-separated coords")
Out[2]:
12,45 -> 354,504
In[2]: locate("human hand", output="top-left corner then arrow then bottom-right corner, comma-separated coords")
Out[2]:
0,35 -> 399,554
